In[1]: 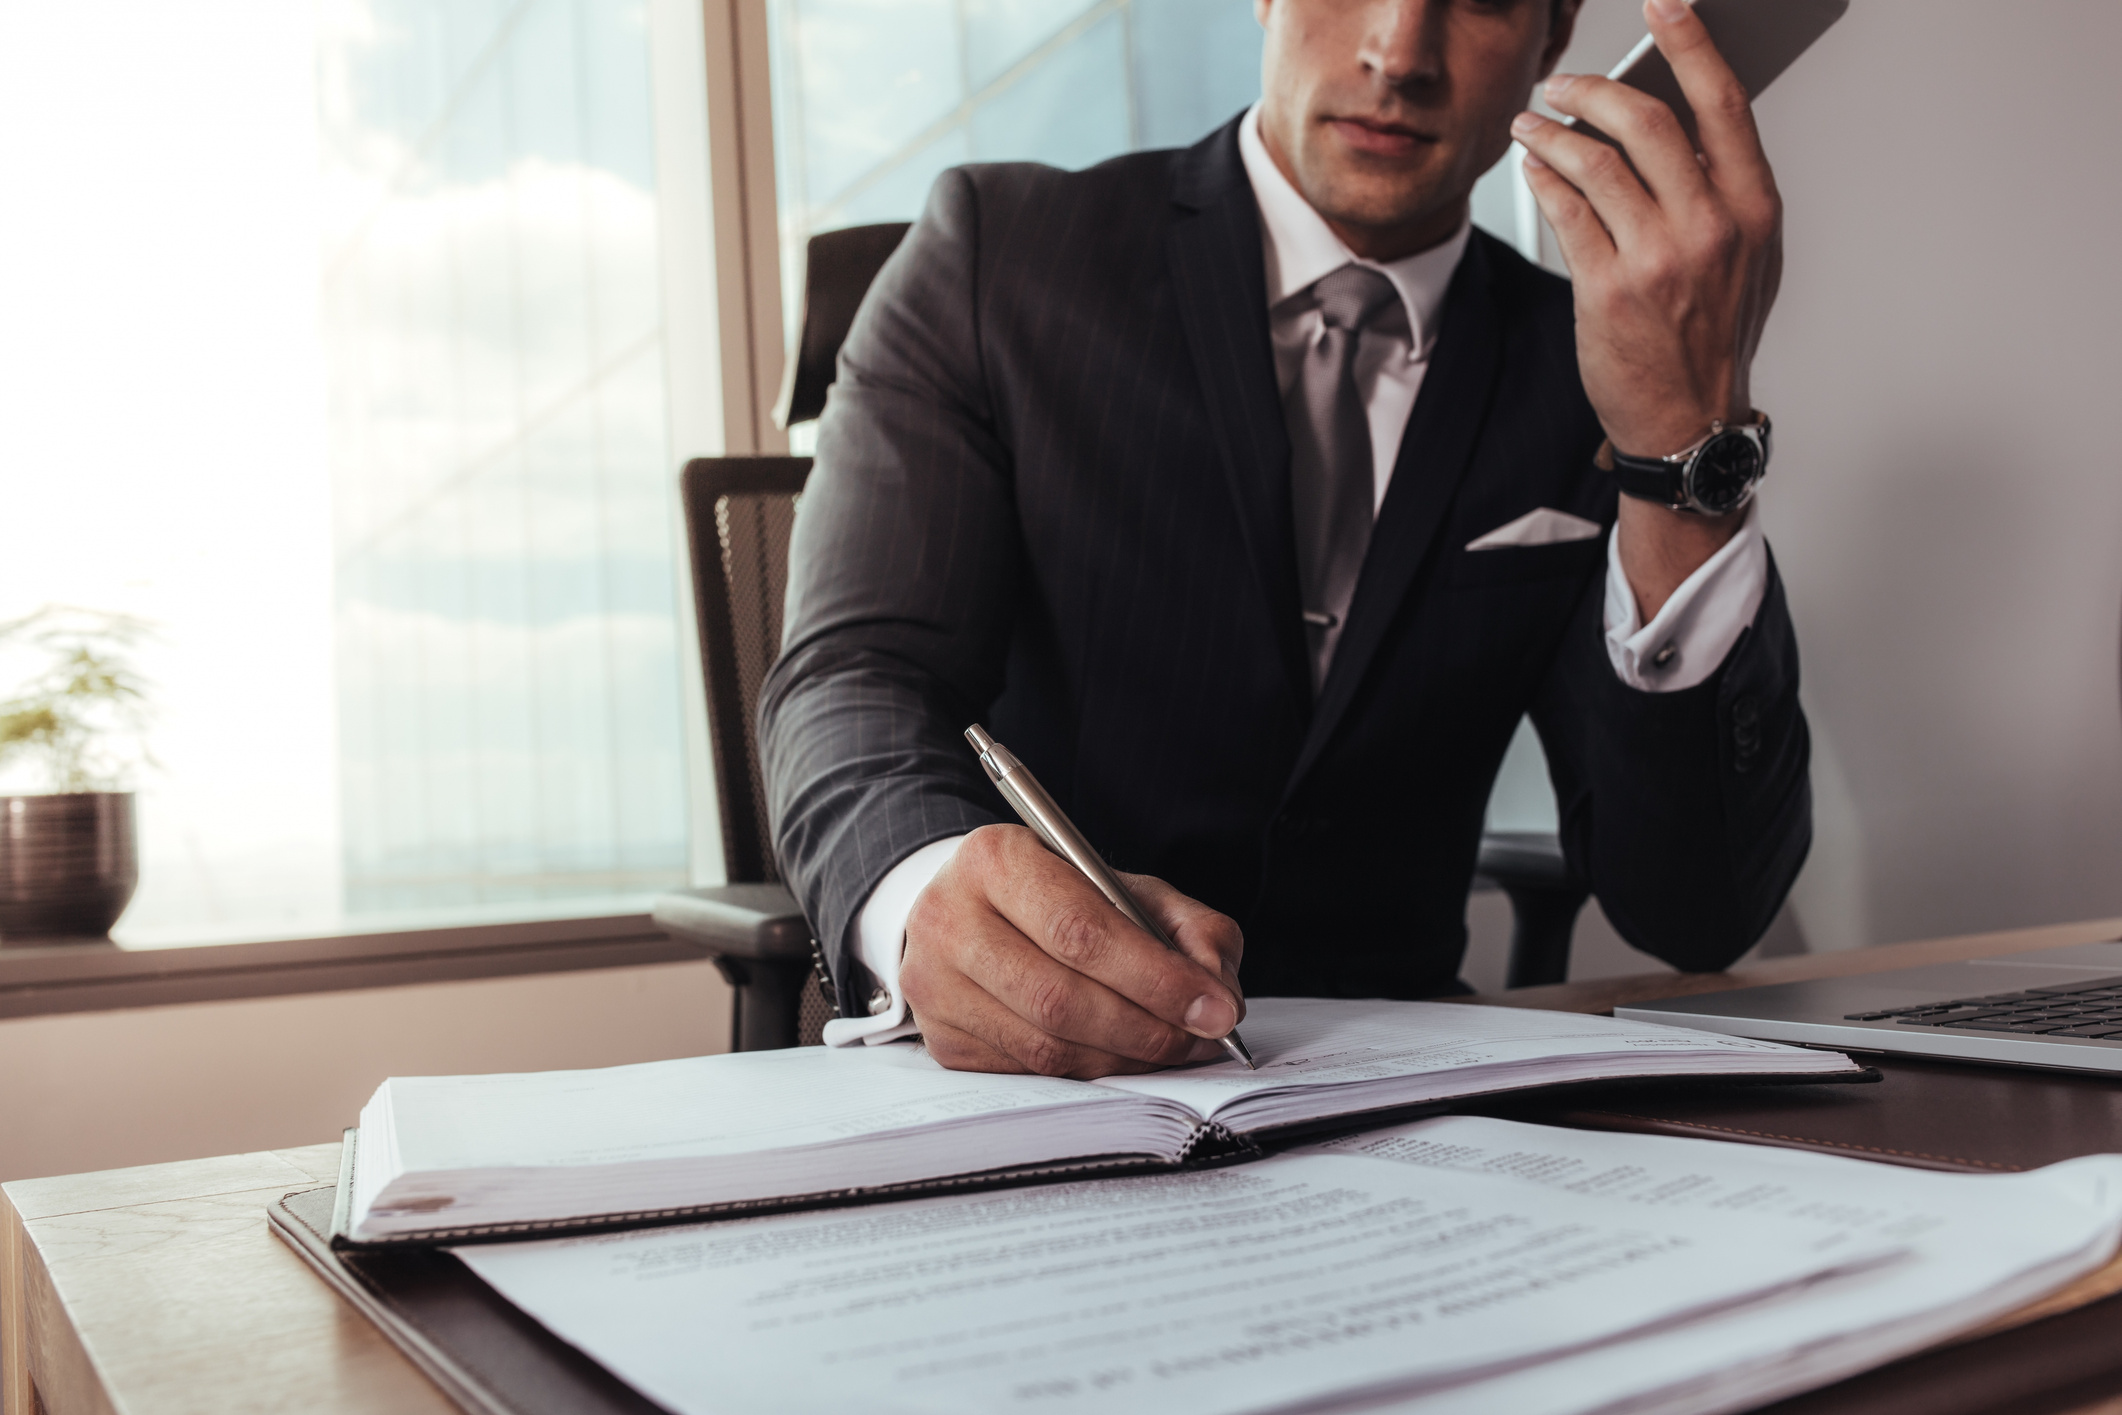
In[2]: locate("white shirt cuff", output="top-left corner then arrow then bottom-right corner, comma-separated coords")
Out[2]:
1603,503 -> 1768,692
819,835 -> 966,1047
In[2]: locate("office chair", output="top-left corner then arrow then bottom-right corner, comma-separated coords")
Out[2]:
654,220 -> 1588,1051
1476,832 -> 1589,989
652,223 -> 914,1050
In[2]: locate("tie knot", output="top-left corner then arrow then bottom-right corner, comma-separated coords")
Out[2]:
1312,264 -> 1398,333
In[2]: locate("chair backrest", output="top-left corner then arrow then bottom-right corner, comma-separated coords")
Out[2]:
681,455 -> 812,886
774,222 -> 911,428
679,221 -> 910,886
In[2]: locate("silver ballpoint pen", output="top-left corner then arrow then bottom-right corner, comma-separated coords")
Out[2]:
965,724 -> 1257,1070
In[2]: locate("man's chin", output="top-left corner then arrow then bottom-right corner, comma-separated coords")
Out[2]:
1296,143 -> 1457,219
1297,173 -> 1461,242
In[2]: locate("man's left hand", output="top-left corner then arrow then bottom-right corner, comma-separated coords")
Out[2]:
1510,0 -> 1783,617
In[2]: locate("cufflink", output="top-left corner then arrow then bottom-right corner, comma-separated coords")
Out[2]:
868,988 -> 895,1016
1652,642 -> 1678,669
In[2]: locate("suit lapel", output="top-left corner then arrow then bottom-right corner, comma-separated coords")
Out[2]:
1285,235 -> 1507,794
1166,123 -> 1312,715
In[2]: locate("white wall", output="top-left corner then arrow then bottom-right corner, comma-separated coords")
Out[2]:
0,962 -> 733,1183
1526,0 -> 2122,966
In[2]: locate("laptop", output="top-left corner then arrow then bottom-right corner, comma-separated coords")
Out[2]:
1616,941 -> 2122,1074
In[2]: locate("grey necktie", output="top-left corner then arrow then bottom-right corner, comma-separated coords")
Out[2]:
1287,263 -> 1399,688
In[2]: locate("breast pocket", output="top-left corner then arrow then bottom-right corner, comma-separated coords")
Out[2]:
1448,534 -> 1606,590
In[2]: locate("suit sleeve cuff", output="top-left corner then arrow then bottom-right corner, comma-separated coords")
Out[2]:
1603,502 -> 1768,692
819,835 -> 966,1047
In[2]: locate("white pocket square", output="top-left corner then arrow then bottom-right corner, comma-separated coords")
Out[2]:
1466,507 -> 1603,551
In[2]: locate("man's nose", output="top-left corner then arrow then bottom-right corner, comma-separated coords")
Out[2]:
1358,0 -> 1447,91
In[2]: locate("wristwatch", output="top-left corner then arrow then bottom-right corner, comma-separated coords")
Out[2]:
1605,413 -> 1773,516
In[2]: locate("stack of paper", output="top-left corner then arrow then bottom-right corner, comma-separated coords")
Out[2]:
455,1115 -> 2122,1415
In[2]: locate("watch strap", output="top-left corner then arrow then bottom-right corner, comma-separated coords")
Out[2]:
1601,414 -> 1772,515
1605,443 -> 1690,509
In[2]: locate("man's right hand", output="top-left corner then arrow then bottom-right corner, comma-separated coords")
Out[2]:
900,824 -> 1247,1078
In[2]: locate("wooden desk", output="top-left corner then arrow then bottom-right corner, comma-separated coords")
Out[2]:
6,915 -> 2122,1415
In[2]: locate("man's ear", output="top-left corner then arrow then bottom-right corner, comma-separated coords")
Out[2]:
1536,0 -> 1584,78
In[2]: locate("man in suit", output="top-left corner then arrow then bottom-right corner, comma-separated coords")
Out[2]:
762,0 -> 1807,1076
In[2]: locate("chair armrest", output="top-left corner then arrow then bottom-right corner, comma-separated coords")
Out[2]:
1476,831 -> 1579,893
652,884 -> 813,962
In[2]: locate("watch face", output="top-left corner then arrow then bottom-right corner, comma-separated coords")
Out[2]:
1687,431 -> 1763,515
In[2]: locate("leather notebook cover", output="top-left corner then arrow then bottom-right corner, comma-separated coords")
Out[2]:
1500,1052 -> 2122,1173
272,1184 -> 664,1415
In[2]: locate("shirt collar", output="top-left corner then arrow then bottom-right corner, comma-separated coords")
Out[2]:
1237,103 -> 1472,357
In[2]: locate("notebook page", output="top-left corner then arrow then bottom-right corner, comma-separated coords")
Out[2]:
382,1042 -> 1128,1173
1095,996 -> 1852,1127
456,1125 -> 1892,1415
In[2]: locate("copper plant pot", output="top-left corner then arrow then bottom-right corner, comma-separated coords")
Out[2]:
0,792 -> 139,942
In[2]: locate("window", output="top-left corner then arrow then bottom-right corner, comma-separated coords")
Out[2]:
765,0 -> 1265,349
0,0 -> 699,947
320,0 -> 690,916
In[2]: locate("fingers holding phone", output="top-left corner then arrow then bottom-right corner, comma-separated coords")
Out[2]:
1509,0 -> 1783,463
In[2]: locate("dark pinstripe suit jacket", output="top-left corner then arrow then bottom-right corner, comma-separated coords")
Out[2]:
761,116 -> 1811,1014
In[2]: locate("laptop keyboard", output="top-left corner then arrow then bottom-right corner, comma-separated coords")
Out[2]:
1845,975 -> 2122,1038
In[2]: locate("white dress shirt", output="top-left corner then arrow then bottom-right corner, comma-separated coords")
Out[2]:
821,105 -> 1769,1046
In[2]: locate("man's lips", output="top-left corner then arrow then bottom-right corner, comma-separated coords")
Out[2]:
1325,117 -> 1436,157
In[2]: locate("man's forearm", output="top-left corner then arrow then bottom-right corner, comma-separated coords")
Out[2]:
760,651 -> 1003,1016
1542,556 -> 1810,971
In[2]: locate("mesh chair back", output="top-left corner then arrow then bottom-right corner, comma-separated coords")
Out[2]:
671,225 -> 913,1047
680,455 -> 811,886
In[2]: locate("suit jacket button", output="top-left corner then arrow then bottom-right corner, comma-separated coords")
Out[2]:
1732,695 -> 1760,727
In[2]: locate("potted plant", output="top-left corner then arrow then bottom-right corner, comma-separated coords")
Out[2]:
0,606 -> 154,941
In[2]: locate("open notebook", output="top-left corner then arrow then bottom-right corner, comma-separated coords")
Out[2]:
341,997 -> 1864,1247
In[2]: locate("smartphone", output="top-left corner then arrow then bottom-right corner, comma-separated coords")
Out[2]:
1569,0 -> 1849,147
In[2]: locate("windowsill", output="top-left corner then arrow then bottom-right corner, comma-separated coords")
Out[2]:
102,893 -> 671,951
0,909 -> 713,1021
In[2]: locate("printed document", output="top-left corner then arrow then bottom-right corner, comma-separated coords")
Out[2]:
456,1116 -> 2122,1415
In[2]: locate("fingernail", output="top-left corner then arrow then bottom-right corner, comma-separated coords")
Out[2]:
1543,74 -> 1576,103
1648,0 -> 1689,22
1520,151 -> 1547,171
1184,994 -> 1237,1037
1511,111 -> 1542,138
